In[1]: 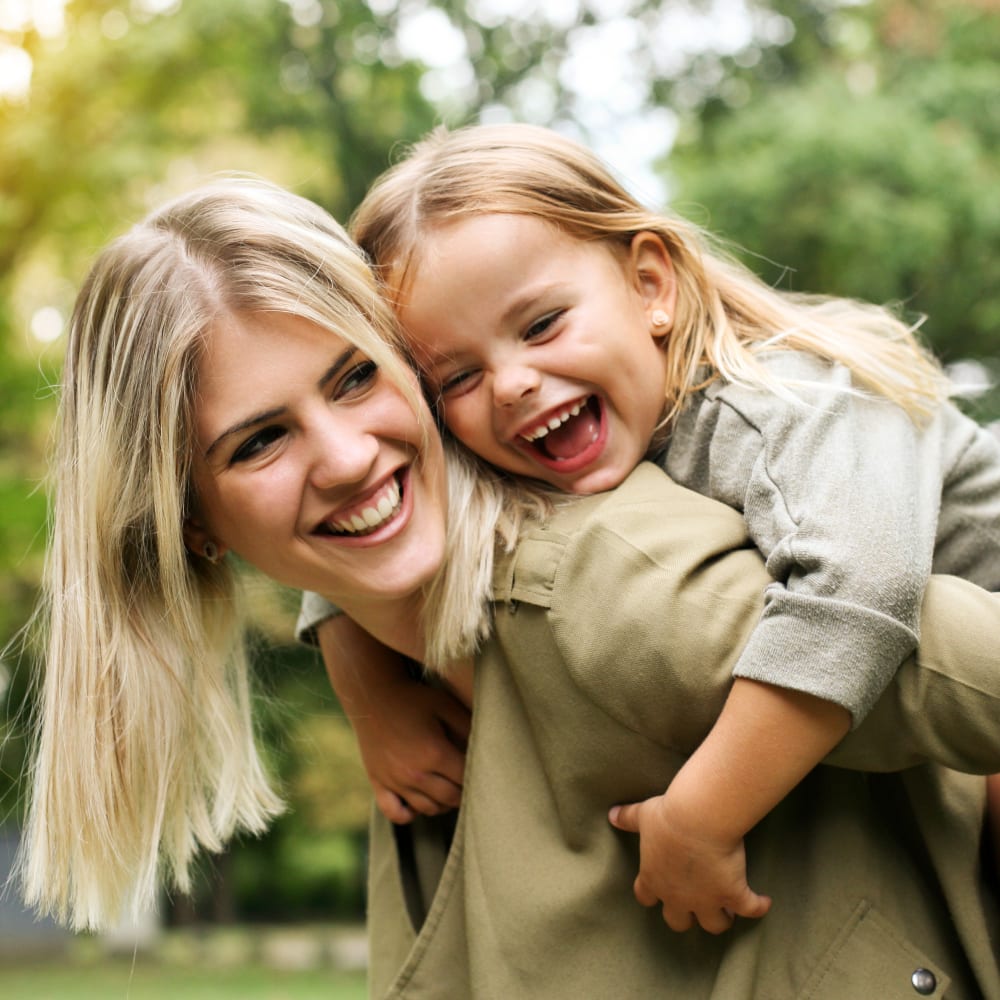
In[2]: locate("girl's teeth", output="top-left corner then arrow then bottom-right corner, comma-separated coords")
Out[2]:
523,401 -> 584,442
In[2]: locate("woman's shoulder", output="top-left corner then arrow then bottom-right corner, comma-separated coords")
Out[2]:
492,463 -> 749,610
489,463 -> 766,751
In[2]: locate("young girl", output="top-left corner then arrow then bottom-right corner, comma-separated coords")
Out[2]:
303,122 -> 1000,933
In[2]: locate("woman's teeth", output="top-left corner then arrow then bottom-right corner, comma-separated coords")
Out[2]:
520,400 -> 584,442
328,477 -> 402,535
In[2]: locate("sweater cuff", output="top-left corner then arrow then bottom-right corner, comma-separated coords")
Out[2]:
730,587 -> 919,726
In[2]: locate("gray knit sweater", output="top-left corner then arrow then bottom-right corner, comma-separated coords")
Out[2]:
662,350 -> 1000,723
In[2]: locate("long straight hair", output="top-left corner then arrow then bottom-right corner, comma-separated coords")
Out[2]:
352,123 -> 949,427
19,177 -> 512,930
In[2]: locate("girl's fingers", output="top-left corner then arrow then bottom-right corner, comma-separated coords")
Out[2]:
374,785 -> 415,825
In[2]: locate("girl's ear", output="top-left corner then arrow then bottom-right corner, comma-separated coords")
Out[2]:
182,517 -> 228,563
629,232 -> 677,336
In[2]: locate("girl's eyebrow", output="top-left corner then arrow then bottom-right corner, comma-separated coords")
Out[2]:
318,346 -> 360,390
204,346 -> 359,458
500,280 -> 560,326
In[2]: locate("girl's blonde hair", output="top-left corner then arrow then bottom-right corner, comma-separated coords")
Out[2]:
20,176 -> 518,931
352,123 -> 949,426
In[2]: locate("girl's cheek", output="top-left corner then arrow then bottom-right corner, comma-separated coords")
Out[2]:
447,410 -> 484,447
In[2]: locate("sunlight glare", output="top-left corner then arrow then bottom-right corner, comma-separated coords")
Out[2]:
396,7 -> 466,68
0,0 -> 67,36
0,0 -> 31,31
0,42 -> 31,100
30,306 -> 64,344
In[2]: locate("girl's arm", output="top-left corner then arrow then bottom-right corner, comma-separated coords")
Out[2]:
629,357 -> 995,931
610,678 -> 850,933
316,614 -> 470,823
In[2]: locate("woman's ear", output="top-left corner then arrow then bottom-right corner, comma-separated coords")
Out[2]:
182,517 -> 228,564
629,232 -> 677,336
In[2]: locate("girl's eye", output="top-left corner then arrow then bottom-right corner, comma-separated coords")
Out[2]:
338,359 -> 378,397
439,368 -> 482,399
231,425 -> 285,464
524,310 -> 563,341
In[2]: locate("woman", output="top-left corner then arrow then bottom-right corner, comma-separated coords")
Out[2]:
20,177 -> 999,996
19,175 -> 501,931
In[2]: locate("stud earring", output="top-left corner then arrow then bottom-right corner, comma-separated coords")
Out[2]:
202,541 -> 220,563
650,309 -> 671,330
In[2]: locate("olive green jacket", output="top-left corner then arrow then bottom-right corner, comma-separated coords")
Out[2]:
368,464 -> 1000,999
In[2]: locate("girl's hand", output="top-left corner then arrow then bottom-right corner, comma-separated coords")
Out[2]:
985,773 -> 1000,883
352,672 -> 470,824
609,791 -> 771,934
317,615 -> 471,824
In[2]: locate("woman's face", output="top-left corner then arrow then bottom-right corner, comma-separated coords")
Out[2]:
187,310 -> 448,608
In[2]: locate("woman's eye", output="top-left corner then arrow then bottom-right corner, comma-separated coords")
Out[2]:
231,426 -> 285,464
338,360 -> 378,397
524,310 -> 563,341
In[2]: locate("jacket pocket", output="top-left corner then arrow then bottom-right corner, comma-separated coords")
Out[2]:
800,900 -> 951,1000
369,809 -> 469,999
366,811 -> 418,994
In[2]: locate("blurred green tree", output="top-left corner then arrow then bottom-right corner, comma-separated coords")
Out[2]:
668,0 -> 1000,404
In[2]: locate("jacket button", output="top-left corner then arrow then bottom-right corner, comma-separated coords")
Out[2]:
911,968 -> 937,995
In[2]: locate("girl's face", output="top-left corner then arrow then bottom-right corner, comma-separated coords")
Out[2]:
397,213 -> 674,495
186,310 -> 448,608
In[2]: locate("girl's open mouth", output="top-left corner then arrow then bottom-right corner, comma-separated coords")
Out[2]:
519,395 -> 604,464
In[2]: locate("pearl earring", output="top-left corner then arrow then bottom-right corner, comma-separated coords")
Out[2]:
650,309 -> 671,329
202,541 -> 220,563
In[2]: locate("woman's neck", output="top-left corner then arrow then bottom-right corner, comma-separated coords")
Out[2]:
335,592 -> 427,662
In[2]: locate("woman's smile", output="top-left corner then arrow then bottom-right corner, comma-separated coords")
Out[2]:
316,469 -> 402,536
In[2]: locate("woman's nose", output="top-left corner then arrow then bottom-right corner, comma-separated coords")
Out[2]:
492,364 -> 541,407
308,416 -> 379,491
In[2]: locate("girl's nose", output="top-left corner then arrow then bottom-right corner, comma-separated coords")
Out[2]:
492,364 -> 541,407
308,416 -> 380,491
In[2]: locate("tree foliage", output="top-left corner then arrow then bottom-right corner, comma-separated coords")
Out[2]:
668,0 -> 1000,374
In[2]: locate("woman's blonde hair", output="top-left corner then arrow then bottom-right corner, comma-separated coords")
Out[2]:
423,440 -> 552,670
19,176 -> 512,931
352,122 -> 949,426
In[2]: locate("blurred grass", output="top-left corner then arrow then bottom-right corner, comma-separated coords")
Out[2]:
0,924 -> 369,999
0,961 -> 367,999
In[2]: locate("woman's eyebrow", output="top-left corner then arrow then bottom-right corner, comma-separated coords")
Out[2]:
204,406 -> 284,459
204,346 -> 359,458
